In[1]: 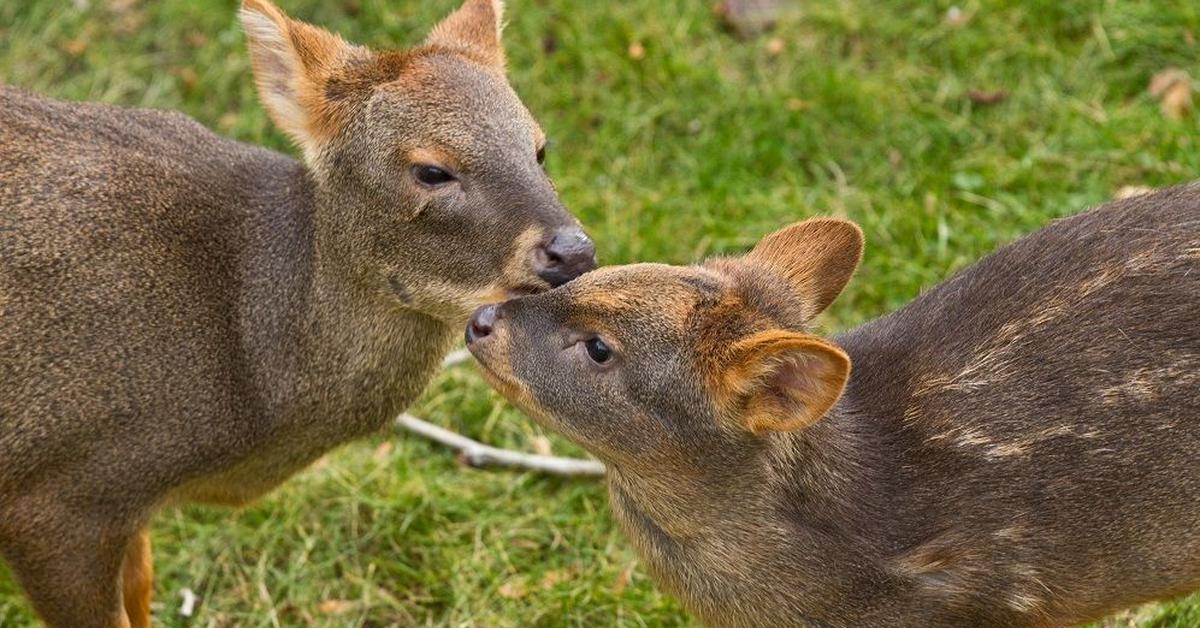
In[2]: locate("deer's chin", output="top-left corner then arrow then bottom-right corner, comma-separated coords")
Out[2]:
470,349 -> 524,406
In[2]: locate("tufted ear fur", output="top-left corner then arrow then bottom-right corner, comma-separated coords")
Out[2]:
747,218 -> 864,320
717,330 -> 851,433
425,0 -> 506,69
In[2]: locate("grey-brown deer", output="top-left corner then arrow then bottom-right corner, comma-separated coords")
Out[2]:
0,1 -> 594,626
467,186 -> 1200,627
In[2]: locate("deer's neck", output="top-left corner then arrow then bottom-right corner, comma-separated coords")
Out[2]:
609,406 -> 876,534
235,162 -> 455,435
605,405 -> 886,624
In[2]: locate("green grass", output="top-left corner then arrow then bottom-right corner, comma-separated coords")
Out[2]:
1,0 -> 1198,625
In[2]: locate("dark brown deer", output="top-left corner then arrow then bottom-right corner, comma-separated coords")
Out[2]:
467,187 -> 1200,627
0,0 -> 594,626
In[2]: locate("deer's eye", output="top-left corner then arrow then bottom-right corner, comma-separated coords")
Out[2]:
583,337 -> 612,364
536,145 -> 546,165
413,164 -> 456,186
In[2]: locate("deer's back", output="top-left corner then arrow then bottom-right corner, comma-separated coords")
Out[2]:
839,184 -> 1200,624
0,88 -> 299,503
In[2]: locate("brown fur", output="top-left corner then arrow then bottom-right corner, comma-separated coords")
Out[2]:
747,218 -> 864,320
470,187 -> 1200,627
0,1 -> 590,625
426,0 -> 506,68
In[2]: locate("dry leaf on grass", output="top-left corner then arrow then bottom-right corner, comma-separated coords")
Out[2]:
530,435 -> 552,456
715,0 -> 782,38
613,562 -> 637,595
172,67 -> 198,94
373,441 -> 394,461
627,42 -> 645,60
217,112 -> 238,133
62,24 -> 96,57
786,98 -> 809,111
1148,68 -> 1193,120
510,537 -> 541,550
62,37 -> 89,57
968,89 -> 1008,105
540,569 -> 574,589
945,6 -> 972,27
186,32 -> 209,48
498,577 -> 529,599
317,599 -> 354,615
110,4 -> 147,35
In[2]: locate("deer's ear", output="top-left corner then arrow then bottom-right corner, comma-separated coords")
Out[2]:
240,0 -> 359,160
425,0 -> 506,69
716,331 -> 850,433
747,218 -> 864,319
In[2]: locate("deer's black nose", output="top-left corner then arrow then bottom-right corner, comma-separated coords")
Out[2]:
466,303 -> 501,345
534,228 -> 596,287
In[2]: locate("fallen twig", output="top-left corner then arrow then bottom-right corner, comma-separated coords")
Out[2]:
396,414 -> 605,477
442,348 -> 471,367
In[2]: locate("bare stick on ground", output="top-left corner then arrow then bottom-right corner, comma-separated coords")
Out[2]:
442,347 -> 472,367
396,414 -> 606,477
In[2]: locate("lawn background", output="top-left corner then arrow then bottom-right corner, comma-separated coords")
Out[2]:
1,0 -> 1198,625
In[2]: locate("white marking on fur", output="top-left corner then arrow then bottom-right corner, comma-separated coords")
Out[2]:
993,525 -> 1027,541
1005,591 -> 1042,613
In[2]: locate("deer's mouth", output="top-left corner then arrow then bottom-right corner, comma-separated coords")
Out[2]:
466,332 -> 521,401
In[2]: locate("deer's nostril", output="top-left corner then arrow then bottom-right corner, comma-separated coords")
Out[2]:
534,229 -> 597,287
466,304 -> 501,344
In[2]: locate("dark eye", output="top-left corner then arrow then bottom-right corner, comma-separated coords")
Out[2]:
413,164 -> 456,186
536,145 -> 546,165
583,337 -> 612,364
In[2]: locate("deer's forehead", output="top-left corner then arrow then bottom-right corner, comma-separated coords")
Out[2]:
566,265 -> 728,330
377,54 -> 538,138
